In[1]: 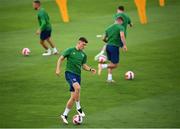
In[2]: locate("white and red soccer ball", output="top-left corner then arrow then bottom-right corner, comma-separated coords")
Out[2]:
98,55 -> 107,63
72,114 -> 83,125
125,71 -> 135,80
22,48 -> 30,56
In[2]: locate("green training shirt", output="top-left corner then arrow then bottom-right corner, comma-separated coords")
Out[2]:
120,13 -> 131,37
105,23 -> 125,47
61,47 -> 87,76
114,13 -> 131,37
37,8 -> 51,31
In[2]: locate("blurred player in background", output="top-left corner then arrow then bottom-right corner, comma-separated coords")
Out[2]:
95,5 -> 132,60
98,14 -> 127,82
33,0 -> 58,56
56,37 -> 96,124
117,5 -> 133,37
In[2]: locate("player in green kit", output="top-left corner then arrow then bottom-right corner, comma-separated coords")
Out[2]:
117,5 -> 133,37
94,6 -> 132,60
56,37 -> 96,124
33,0 -> 58,56
98,14 -> 127,82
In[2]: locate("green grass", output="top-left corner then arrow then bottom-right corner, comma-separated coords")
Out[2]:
0,0 -> 180,128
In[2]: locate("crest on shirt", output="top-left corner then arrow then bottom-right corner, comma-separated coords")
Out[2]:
73,78 -> 77,82
81,53 -> 84,57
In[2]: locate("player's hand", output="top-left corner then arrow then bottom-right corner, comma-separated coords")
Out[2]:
129,23 -> 133,27
123,45 -> 128,52
56,68 -> 61,76
36,29 -> 41,35
91,68 -> 96,74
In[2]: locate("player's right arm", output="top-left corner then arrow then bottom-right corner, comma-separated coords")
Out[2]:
128,16 -> 133,27
120,31 -> 127,52
56,56 -> 65,76
56,48 -> 72,76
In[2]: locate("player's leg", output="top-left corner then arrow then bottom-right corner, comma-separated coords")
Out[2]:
61,92 -> 78,124
61,72 -> 84,124
98,45 -> 119,76
73,80 -> 85,117
45,30 -> 58,55
40,40 -> 51,56
107,68 -> 113,82
46,37 -> 55,48
72,82 -> 80,101
67,93 -> 76,108
40,40 -> 48,49
46,37 -> 58,55
61,92 -> 75,124
98,45 -> 110,75
40,30 -> 51,56
98,62 -> 118,75
107,63 -> 118,82
61,72 -> 76,124
106,46 -> 119,82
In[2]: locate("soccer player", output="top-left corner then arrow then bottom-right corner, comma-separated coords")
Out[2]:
33,0 -> 58,56
98,14 -> 127,82
56,37 -> 96,124
117,6 -> 133,37
94,6 -> 132,61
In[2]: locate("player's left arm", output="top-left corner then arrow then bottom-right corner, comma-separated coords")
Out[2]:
102,33 -> 108,43
82,64 -> 96,74
82,54 -> 96,74
128,16 -> 133,27
129,22 -> 133,27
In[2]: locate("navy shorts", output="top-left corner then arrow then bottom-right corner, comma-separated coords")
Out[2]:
106,45 -> 120,64
65,71 -> 81,92
40,29 -> 51,41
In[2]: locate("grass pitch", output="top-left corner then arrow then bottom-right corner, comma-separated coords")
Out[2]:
0,0 -> 180,128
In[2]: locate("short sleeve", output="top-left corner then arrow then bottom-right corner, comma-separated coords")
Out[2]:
38,13 -> 47,30
127,16 -> 131,24
82,54 -> 87,64
119,26 -> 125,32
61,48 -> 73,58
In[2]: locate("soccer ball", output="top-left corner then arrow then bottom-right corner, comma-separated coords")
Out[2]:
72,114 -> 83,125
125,71 -> 135,80
22,48 -> 30,56
98,55 -> 107,63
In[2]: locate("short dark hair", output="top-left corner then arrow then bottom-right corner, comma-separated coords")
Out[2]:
118,6 -> 124,11
33,0 -> 41,4
79,37 -> 88,43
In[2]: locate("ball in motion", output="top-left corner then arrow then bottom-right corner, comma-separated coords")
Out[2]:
125,71 -> 135,80
72,114 -> 83,125
98,55 -> 107,63
22,48 -> 31,56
